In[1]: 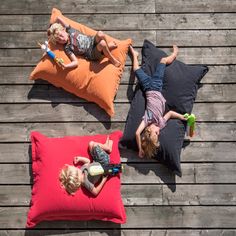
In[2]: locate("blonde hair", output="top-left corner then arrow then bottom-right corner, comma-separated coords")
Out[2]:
141,127 -> 160,159
59,165 -> 81,195
47,23 -> 65,44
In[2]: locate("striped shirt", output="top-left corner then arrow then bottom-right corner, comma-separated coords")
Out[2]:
143,91 -> 167,130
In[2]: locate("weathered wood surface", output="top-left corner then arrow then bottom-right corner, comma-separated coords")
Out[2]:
0,230 -> 236,236
1,184 -> 236,206
0,0 -> 156,14
0,0 -> 235,234
1,163 -> 236,184
1,30 -> 236,48
0,103 -> 235,122
0,123 -> 235,142
0,14 -> 235,31
1,0 -> 236,14
2,0 -> 236,14
0,206 -> 236,228
1,84 -> 236,103
1,142 -> 236,163
0,65 -> 235,84
1,47 -> 235,65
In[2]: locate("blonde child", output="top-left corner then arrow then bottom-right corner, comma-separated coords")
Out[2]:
47,16 -> 121,69
59,137 -> 113,196
129,46 -> 188,159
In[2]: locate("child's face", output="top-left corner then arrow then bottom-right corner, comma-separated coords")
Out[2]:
147,124 -> 160,143
54,28 -> 68,44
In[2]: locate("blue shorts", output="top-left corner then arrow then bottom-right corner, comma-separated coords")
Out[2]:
135,63 -> 166,92
90,145 -> 110,166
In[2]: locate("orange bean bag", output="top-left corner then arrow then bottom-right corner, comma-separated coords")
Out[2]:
30,8 -> 132,116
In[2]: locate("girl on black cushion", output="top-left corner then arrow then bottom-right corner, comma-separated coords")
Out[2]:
129,45 -> 189,159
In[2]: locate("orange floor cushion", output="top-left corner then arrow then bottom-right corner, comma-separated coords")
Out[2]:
30,8 -> 132,116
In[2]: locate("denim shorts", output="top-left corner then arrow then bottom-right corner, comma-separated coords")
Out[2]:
135,63 -> 166,92
90,145 -> 110,166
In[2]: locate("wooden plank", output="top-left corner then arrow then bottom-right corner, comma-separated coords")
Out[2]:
156,30 -> 236,47
1,163 -> 236,184
1,184 -> 236,206
1,142 -> 236,163
155,0 -> 236,12
0,206 -> 235,228
1,0 -> 235,14
0,84 -> 235,103
0,123 -> 235,142
0,31 -> 156,48
1,47 -> 235,65
0,230 -> 236,236
0,0 -> 156,14
121,142 -> 236,163
0,141 -> 234,164
0,14 -> 235,31
1,30 -> 236,48
0,65 -> 235,84
0,103 -> 235,122
162,184 -> 236,205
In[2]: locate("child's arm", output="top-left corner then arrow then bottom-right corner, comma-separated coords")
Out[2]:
164,111 -> 186,122
135,120 -> 146,158
90,176 -> 108,196
74,156 -> 91,165
56,16 -> 69,28
61,53 -> 78,69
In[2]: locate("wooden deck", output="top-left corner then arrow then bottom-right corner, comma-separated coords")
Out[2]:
0,0 -> 236,235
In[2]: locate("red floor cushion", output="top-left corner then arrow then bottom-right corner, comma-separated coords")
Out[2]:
26,130 -> 126,228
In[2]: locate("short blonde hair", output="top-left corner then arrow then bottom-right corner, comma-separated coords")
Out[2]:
59,165 -> 81,195
141,127 -> 159,159
47,23 -> 65,44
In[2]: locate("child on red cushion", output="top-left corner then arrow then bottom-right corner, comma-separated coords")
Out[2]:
129,45 -> 188,159
47,16 -> 121,69
59,137 -> 113,196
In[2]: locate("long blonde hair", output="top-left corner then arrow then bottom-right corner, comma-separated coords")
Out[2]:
47,23 -> 65,45
59,165 -> 81,195
141,127 -> 160,159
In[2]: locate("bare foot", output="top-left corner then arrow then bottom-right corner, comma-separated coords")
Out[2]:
105,136 -> 113,153
172,45 -> 178,56
108,41 -> 118,50
129,45 -> 139,58
161,45 -> 179,65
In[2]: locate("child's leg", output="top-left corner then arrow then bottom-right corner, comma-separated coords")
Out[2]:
129,46 -> 140,71
160,45 -> 178,65
89,140 -> 111,166
150,63 -> 166,91
95,31 -> 121,67
89,138 -> 113,154
150,45 -> 178,91
129,46 -> 151,91
95,31 -> 117,50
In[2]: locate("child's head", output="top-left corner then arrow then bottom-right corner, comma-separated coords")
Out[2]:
141,124 -> 160,159
59,165 -> 82,195
47,23 -> 68,45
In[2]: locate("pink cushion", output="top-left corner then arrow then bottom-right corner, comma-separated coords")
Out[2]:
26,130 -> 126,227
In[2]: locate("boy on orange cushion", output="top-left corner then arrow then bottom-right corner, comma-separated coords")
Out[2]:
47,16 -> 121,69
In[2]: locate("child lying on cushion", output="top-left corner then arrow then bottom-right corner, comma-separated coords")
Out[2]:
47,16 -> 121,69
59,137 -> 113,196
129,45 -> 188,159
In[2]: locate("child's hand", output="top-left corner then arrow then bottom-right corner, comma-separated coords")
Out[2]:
138,149 -> 144,158
60,62 -> 67,69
